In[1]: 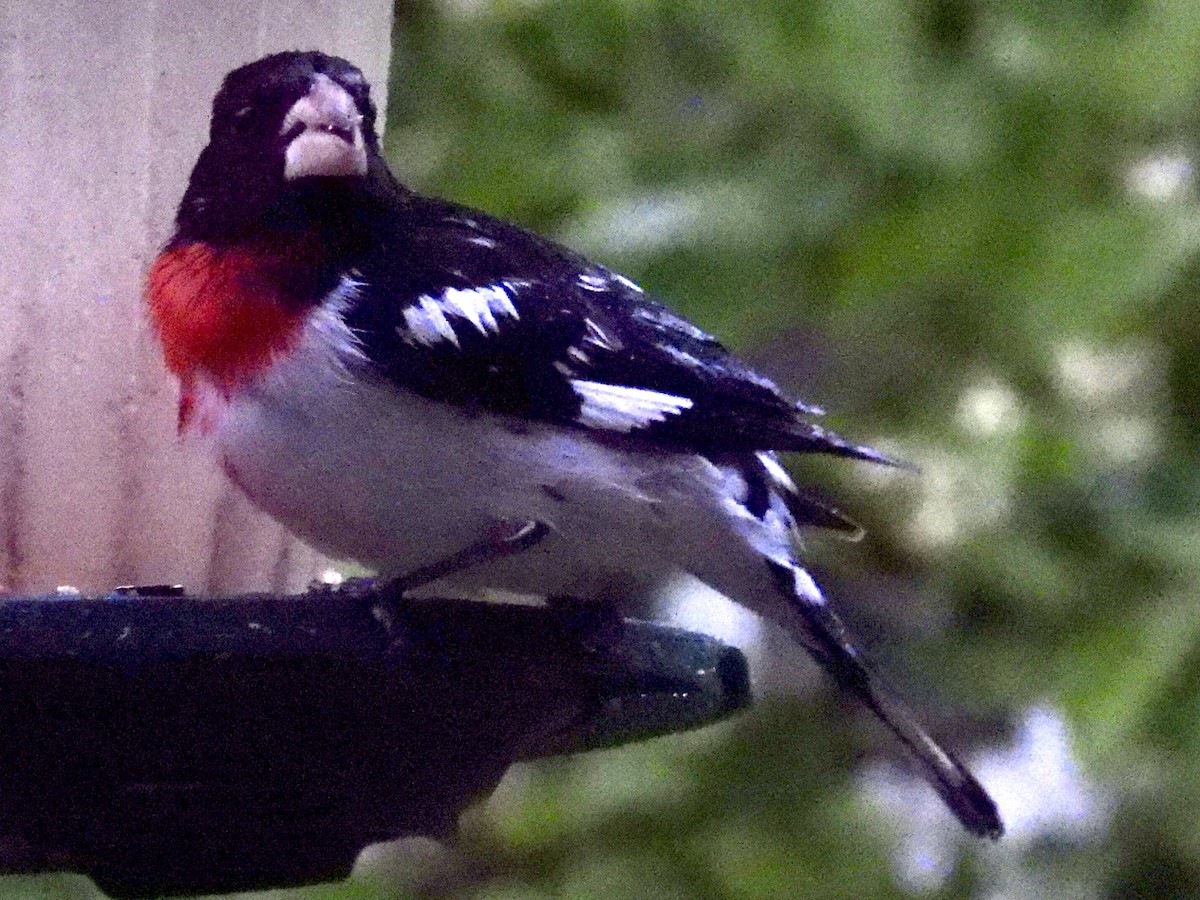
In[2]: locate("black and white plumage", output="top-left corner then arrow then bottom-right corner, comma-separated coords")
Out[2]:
147,51 -> 1002,839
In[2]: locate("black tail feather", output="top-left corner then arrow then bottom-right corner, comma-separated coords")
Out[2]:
766,559 -> 1003,839
777,485 -> 866,540
782,421 -> 916,470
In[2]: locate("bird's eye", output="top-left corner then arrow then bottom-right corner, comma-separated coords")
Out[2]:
229,105 -> 256,133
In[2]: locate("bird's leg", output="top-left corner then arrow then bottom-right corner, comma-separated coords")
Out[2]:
384,519 -> 550,596
370,519 -> 550,631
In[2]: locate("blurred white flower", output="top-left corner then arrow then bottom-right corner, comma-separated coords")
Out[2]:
1089,414 -> 1159,467
1053,341 -> 1160,407
903,449 -> 1011,553
654,572 -> 764,656
985,21 -> 1043,81
1053,341 -> 1165,470
862,705 -> 1113,896
957,377 -> 1023,437
1126,152 -> 1194,202
975,706 -> 1111,848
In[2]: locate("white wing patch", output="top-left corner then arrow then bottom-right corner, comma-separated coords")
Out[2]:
757,451 -> 798,494
583,317 -> 619,352
439,285 -> 518,335
571,379 -> 694,433
577,269 -> 644,295
398,283 -> 521,348
402,296 -> 460,347
613,273 -> 644,294
577,272 -> 610,292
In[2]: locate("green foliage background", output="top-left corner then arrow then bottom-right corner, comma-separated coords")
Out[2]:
17,2 -> 1197,898
384,1 -> 1200,897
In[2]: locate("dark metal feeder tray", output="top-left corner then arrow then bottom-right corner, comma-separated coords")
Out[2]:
0,581 -> 750,898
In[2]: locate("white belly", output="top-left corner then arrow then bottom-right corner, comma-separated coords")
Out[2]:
209,371 -> 741,601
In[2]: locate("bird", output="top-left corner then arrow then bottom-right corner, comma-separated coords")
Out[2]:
145,50 -> 1002,839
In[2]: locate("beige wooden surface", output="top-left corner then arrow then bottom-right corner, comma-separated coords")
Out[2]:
0,1 -> 393,594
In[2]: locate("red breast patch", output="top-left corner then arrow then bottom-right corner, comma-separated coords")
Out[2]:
145,241 -> 315,394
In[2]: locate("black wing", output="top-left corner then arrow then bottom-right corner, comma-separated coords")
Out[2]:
344,194 -> 892,464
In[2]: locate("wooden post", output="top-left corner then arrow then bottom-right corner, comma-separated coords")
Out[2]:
0,0 -> 393,595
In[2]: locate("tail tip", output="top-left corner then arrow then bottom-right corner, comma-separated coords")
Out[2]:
947,773 -> 1004,839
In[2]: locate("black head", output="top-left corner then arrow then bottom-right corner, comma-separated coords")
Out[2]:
175,51 -> 391,242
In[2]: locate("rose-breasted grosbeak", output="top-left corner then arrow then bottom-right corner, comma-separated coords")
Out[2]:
146,51 -> 1001,838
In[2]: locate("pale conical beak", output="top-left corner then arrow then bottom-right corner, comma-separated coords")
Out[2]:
281,73 -> 368,180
